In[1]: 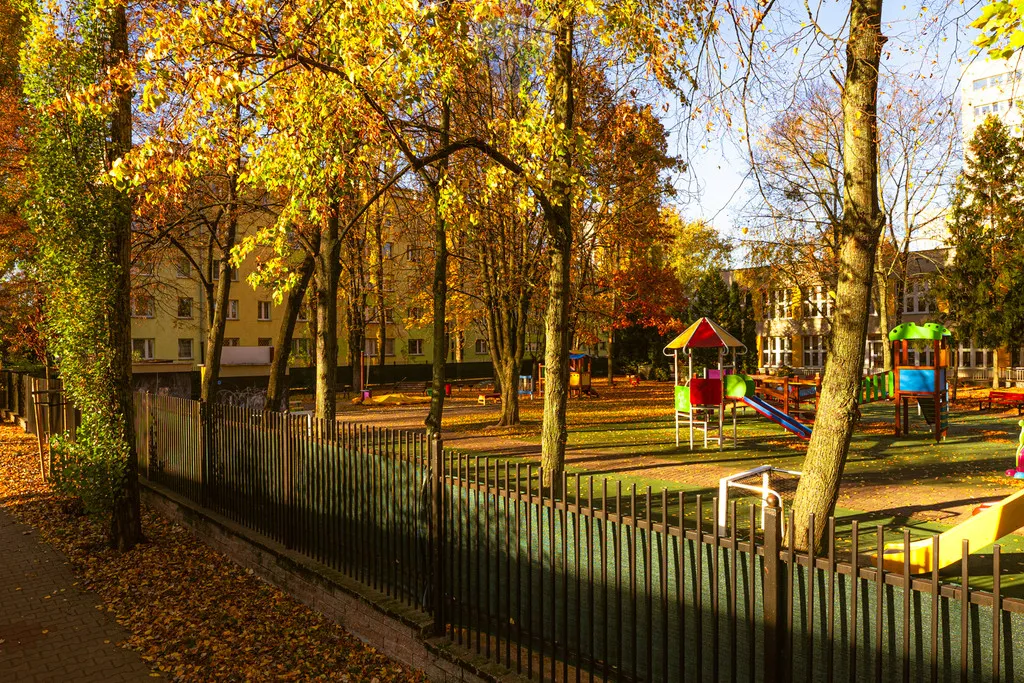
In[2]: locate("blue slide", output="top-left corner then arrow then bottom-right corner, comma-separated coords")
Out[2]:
741,395 -> 812,440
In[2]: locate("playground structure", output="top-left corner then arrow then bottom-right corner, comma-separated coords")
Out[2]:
664,318 -> 746,450
665,317 -> 815,449
568,353 -> 597,398
717,465 -> 802,536
536,353 -> 598,399
752,374 -> 821,419
874,486 -> 1024,573
889,322 -> 950,443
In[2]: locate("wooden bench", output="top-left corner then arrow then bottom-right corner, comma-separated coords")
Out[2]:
478,392 -> 501,405
979,390 -> 1024,414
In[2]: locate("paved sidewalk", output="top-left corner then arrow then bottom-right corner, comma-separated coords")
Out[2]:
0,507 -> 155,682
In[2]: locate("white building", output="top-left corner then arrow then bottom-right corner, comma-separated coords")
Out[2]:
961,54 -> 1024,141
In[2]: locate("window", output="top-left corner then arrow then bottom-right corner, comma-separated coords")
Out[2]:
972,71 -> 1019,91
973,100 -> 1014,118
175,258 -> 191,278
134,259 -> 155,276
383,242 -> 393,258
132,338 -> 155,360
527,341 -> 542,353
864,338 -> 885,372
226,300 -> 239,320
802,335 -> 827,369
803,286 -> 833,319
408,338 -> 424,356
131,295 -> 155,318
364,338 -> 379,357
475,339 -> 489,355
177,338 -> 194,360
177,297 -> 193,319
223,337 -> 240,347
257,300 -> 271,321
212,259 -> 239,281
406,245 -> 422,263
408,306 -> 423,320
905,344 -> 934,367
385,338 -> 395,357
291,338 -> 310,356
766,289 -> 792,320
959,340 -> 993,368
903,279 -> 932,314
762,336 -> 792,368
297,304 -> 309,321
257,337 -> 273,347
385,308 -> 394,323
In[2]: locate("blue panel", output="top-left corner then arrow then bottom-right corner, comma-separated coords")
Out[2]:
900,368 -> 937,393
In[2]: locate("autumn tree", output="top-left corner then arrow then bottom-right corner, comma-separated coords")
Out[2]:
21,0 -> 142,549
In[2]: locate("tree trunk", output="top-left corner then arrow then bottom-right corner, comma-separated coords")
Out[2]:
790,0 -> 886,551
107,3 -> 142,551
374,211 -> 387,368
343,227 -> 366,392
267,254 -> 314,412
874,263 -> 892,373
199,216 -> 237,403
993,351 -> 1001,389
539,10 -> 575,489
314,200 -> 341,420
607,329 -> 614,385
425,98 -> 451,436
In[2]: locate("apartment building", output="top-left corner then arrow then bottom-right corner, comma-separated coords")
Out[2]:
961,53 -> 1024,141
128,196 -> 605,377
725,249 -> 1014,380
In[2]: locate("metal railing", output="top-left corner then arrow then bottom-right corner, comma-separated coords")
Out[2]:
5,383 -> 1024,680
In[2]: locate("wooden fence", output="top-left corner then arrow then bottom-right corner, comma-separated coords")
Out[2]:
3,381 -> 1024,681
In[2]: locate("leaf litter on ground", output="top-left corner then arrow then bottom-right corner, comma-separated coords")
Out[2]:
0,424 -> 426,682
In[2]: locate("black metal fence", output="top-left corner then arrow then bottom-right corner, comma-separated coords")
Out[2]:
4,382 -> 1024,681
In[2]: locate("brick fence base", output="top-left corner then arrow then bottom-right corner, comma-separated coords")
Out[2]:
141,482 -> 523,683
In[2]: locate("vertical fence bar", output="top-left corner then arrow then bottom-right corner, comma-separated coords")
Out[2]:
764,506 -> 782,683
430,434 -> 444,634
961,539 -> 969,683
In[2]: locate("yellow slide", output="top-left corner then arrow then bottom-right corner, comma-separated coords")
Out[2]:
872,488 -> 1024,574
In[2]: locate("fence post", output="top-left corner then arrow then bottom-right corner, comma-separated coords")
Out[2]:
763,506 -> 786,683
200,400 -> 210,507
429,432 -> 445,636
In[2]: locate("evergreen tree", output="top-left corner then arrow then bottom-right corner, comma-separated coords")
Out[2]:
936,116 -> 1024,381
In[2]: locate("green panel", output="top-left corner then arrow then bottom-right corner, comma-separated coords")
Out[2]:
675,385 -> 691,412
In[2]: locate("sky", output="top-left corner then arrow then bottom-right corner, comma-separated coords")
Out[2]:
665,0 -> 985,249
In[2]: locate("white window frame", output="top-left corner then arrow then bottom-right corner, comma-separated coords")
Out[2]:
762,336 -> 792,368
227,300 -> 239,320
959,340 -> 993,369
903,279 -> 932,314
803,286 -> 833,319
177,338 -> 194,360
802,335 -> 827,369
475,338 -> 489,355
223,337 -> 240,347
257,300 -> 271,321
408,338 -> 424,356
132,338 -> 155,360
364,338 -> 379,357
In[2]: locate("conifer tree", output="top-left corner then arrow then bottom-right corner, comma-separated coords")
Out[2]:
936,116 -> 1024,385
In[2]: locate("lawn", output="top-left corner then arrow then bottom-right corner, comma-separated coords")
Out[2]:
340,378 -> 1024,593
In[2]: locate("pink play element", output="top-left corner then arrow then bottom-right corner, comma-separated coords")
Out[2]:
1006,421 -> 1024,478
